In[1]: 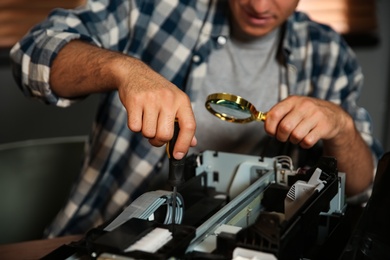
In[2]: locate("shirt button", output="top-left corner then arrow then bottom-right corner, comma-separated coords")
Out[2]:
192,55 -> 201,63
217,36 -> 227,46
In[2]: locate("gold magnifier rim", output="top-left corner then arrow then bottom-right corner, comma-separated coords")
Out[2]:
205,92 -> 266,123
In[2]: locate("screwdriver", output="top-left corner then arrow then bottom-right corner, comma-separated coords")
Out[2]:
166,120 -> 186,232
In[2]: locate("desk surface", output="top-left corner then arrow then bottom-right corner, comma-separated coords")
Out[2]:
0,235 -> 83,260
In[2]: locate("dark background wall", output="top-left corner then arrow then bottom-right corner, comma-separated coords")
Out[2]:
0,0 -> 389,152
0,60 -> 99,143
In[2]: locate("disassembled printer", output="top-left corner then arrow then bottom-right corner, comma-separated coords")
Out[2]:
43,150 -> 348,260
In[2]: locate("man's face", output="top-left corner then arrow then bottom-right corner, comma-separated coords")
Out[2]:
229,0 -> 300,37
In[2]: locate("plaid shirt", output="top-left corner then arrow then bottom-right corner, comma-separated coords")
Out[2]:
10,0 -> 383,236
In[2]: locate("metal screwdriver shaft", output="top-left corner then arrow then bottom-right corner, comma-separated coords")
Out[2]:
166,120 -> 186,233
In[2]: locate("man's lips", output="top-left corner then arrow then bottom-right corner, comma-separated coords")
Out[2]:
242,9 -> 273,26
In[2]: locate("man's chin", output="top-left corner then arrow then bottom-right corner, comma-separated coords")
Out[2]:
240,26 -> 273,38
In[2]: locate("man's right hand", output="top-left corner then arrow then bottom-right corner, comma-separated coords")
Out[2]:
50,40 -> 197,159
117,57 -> 197,159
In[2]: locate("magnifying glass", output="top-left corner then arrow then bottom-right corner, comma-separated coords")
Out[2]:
205,92 -> 267,123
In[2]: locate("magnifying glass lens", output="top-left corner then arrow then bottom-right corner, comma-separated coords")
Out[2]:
209,101 -> 251,120
205,92 -> 266,123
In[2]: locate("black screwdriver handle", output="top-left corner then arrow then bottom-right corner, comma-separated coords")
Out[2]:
166,120 -> 186,187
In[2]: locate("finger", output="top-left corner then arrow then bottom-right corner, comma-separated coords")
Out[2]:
149,111 -> 176,147
268,101 -> 306,142
288,117 -> 316,145
275,114 -> 302,142
264,99 -> 294,137
173,106 -> 196,160
141,104 -> 158,139
148,138 -> 165,147
190,136 -> 198,147
126,96 -> 143,133
299,130 -> 320,149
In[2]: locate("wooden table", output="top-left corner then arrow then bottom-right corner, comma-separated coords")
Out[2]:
0,235 -> 83,260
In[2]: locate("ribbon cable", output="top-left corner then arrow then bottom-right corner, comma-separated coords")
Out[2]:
104,190 -> 184,232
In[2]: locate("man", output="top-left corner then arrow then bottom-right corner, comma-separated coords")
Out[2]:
10,0 -> 382,237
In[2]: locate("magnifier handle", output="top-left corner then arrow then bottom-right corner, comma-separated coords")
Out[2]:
256,111 -> 267,122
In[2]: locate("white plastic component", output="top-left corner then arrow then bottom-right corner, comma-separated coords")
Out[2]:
193,224 -> 242,253
286,168 -> 325,201
232,247 -> 277,260
285,168 -> 326,220
125,227 -> 172,253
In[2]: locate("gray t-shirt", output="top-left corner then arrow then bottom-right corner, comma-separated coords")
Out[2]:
190,27 -> 280,156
